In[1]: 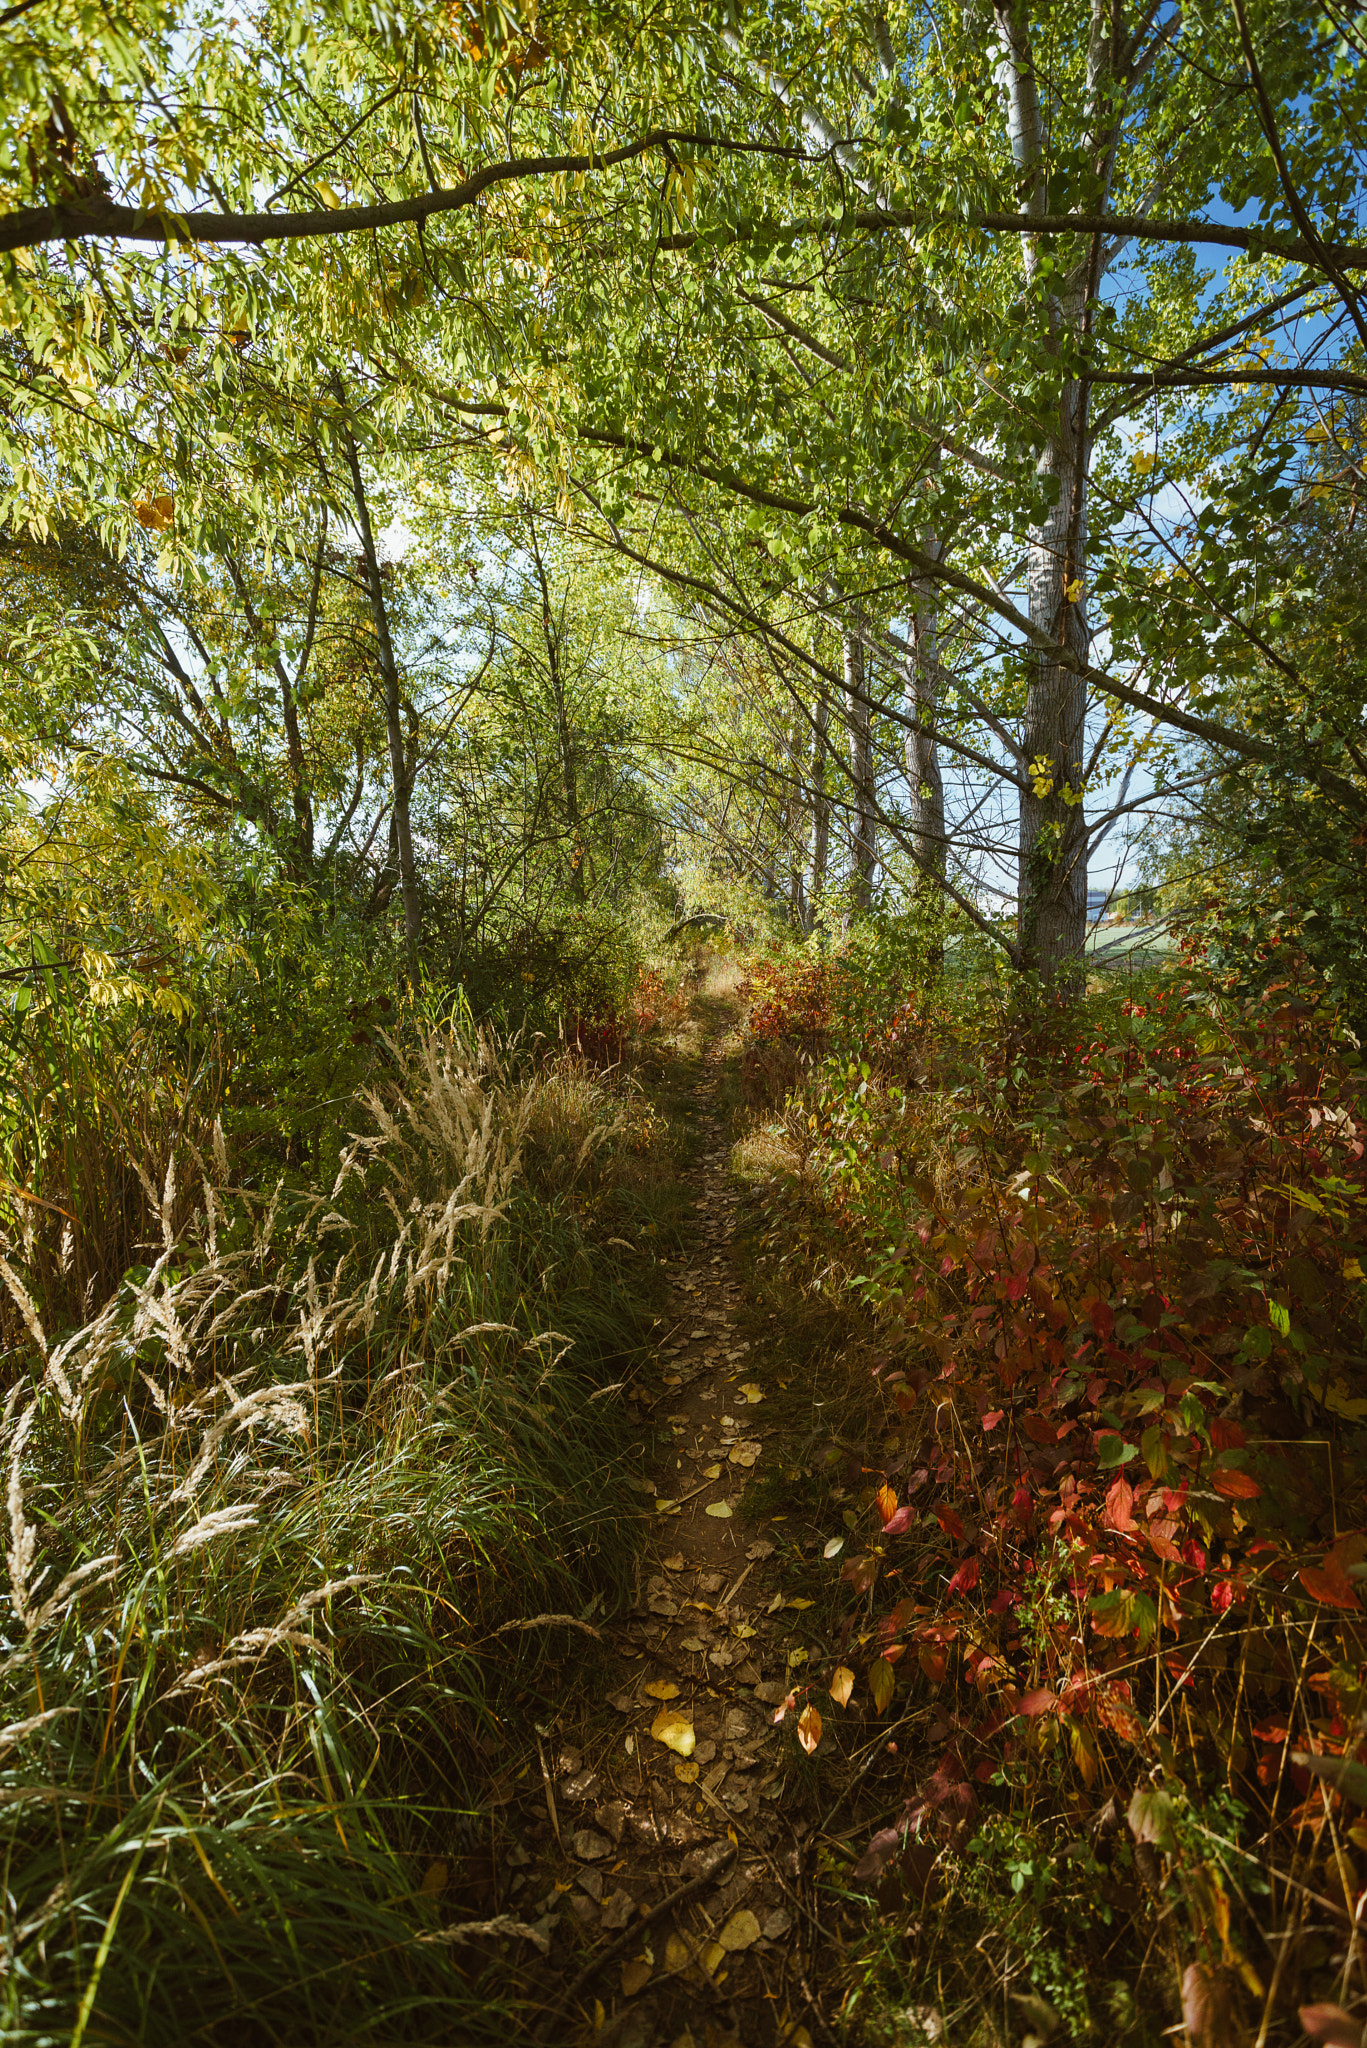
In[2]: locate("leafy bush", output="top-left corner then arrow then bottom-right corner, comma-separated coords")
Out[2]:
756,950 -> 1367,2035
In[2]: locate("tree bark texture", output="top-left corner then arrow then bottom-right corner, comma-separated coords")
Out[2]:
843,632 -> 876,915
993,0 -> 1125,981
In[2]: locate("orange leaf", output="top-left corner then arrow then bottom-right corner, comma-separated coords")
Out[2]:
1102,1477 -> 1134,1532
829,1666 -> 855,1709
876,1484 -> 899,1527
1211,1468 -> 1261,1500
1300,1566 -> 1361,1612
797,1704 -> 822,1755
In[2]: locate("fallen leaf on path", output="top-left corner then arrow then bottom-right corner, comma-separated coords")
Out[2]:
732,1622 -> 756,1639
739,1383 -> 765,1403
746,1541 -> 775,1561
681,1635 -> 708,1652
664,1932 -> 696,1975
644,1679 -> 680,1699
572,1830 -> 611,1860
663,1554 -> 685,1571
650,1708 -> 697,1756
656,1500 -> 681,1516
700,1939 -> 727,1978
823,1536 -> 845,1559
788,1597 -> 813,1609
830,1666 -> 855,1708
620,1957 -> 653,1997
674,1760 -> 700,1783
797,1704 -> 822,1754
702,1464 -> 722,1479
718,1908 -> 762,1951
706,1502 -> 733,1518
729,1443 -> 760,1467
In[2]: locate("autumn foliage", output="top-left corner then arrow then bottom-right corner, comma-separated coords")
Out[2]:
744,944 -> 1367,2023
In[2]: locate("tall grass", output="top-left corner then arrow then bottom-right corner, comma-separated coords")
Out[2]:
0,1025 -> 652,2045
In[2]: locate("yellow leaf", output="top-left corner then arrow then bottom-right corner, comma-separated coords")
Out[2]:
650,1708 -> 696,1756
644,1679 -> 679,1699
621,1956 -> 653,1997
1064,577 -> 1084,604
797,1704 -> 822,1754
664,1932 -> 694,1972
870,1657 -> 895,1714
133,493 -> 174,532
830,1666 -> 855,1709
674,1760 -> 699,1783
719,1907 -> 762,1950
705,1501 -> 733,1519
702,1464 -> 722,1479
739,1382 -> 765,1403
700,1939 -> 727,1978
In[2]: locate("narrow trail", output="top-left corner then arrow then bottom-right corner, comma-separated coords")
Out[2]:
497,989 -> 829,2048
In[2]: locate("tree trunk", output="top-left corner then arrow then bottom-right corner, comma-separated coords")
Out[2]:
844,633 -> 876,916
810,682 -> 830,925
993,0 -> 1104,983
528,515 -> 585,903
336,393 -> 422,980
908,543 -> 946,902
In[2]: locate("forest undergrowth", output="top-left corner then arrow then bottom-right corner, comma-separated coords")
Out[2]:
0,1003 -> 683,2046
730,928 -> 1367,2048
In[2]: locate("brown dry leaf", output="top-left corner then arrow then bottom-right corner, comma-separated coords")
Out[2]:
674,1760 -> 700,1784
745,1540 -> 776,1561
718,1907 -> 762,1951
621,1956 -> 653,1997
729,1443 -> 760,1468
829,1666 -> 855,1709
650,1708 -> 697,1756
681,1635 -> 708,1652
645,1679 -> 681,1699
705,1502 -> 733,1519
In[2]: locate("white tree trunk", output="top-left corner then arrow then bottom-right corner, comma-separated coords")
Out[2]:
844,633 -> 876,915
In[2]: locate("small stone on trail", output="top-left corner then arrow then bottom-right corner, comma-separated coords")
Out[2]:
556,1746 -> 582,1775
563,1769 -> 600,1800
762,1905 -> 792,1938
577,1868 -> 604,1901
745,1540 -> 776,1562
571,1829 -> 611,1860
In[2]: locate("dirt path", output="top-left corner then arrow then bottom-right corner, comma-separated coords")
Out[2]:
493,996 -> 827,2048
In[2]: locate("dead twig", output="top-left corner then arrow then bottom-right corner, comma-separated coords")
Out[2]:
533,1841 -> 738,2041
